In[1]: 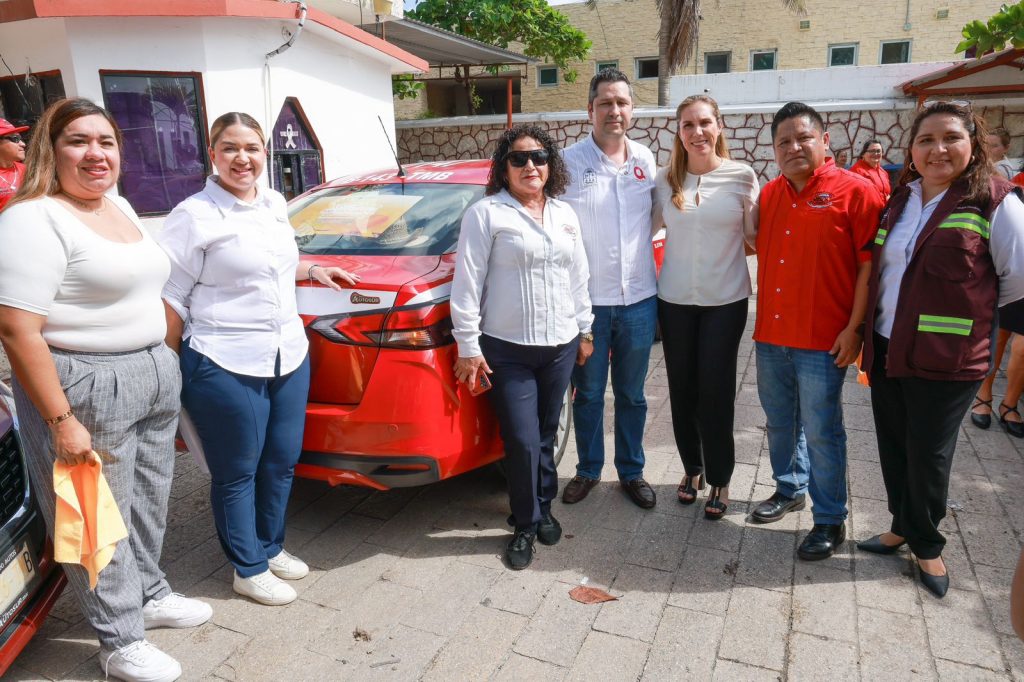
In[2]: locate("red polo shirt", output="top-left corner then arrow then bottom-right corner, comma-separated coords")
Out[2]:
754,159 -> 883,351
849,158 -> 891,199
0,161 -> 24,211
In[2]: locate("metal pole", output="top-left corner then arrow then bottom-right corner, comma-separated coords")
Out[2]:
506,77 -> 513,129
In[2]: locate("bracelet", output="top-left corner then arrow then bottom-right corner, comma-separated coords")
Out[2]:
44,409 -> 73,427
307,264 -> 322,280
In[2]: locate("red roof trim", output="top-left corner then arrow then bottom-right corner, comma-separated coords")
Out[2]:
0,0 -> 427,72
900,48 -> 1024,96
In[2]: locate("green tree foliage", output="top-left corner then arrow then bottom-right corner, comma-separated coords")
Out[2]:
392,74 -> 424,100
956,1 -> 1024,56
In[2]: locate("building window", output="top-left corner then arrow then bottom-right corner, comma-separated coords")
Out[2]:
101,72 -> 209,216
828,43 -> 859,66
0,71 -> 65,131
537,66 -> 558,87
705,52 -> 731,74
635,57 -> 659,80
751,49 -> 777,71
595,60 -> 619,74
880,40 -> 911,64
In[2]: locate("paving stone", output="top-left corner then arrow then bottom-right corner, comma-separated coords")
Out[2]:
642,606 -> 723,680
718,586 -> 789,671
299,513 -> 384,570
687,504 -> 747,553
592,564 -> 672,643
976,564 -> 1017,636
734,430 -> 765,465
668,546 -> 737,616
735,524 -> 795,593
923,588 -> 1004,671
493,653 -> 566,681
347,624 -> 445,681
792,563 -> 857,642
935,659 -> 1010,681
162,535 -> 231,591
854,550 -> 920,617
948,474 -> 1005,517
787,631 -> 858,680
847,458 -> 887,501
166,622 -> 251,681
513,583 -> 601,667
940,530 -> 981,592
627,511 -> 689,572
365,495 -> 453,552
711,658 -> 783,681
400,560 -> 500,637
567,630 -> 648,681
422,606 -> 527,681
307,579 -> 423,660
858,607 -> 936,679
960,511 -> 1020,569
352,486 -> 421,521
301,542 -> 400,609
548,523 -> 632,586
14,618 -> 99,680
1000,635 -> 1024,681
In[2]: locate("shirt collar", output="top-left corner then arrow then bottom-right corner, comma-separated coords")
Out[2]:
204,175 -> 273,215
585,133 -> 635,168
907,178 -> 947,210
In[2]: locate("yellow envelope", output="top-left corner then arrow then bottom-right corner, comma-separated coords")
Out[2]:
52,451 -> 128,589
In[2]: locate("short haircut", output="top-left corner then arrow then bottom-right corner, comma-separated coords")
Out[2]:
990,127 -> 1011,147
771,101 -> 825,141
588,68 -> 633,105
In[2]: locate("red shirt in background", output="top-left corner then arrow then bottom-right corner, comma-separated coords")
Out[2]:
849,158 -> 891,199
754,159 -> 884,352
1013,172 -> 1024,188
0,161 -> 24,211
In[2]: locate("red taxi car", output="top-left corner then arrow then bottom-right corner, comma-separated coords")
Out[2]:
289,160 -> 665,490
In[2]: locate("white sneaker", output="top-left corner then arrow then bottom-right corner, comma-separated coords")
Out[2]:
232,570 -> 297,606
142,593 -> 213,629
101,640 -> 181,682
267,548 -> 309,580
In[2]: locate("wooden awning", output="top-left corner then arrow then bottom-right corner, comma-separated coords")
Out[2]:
899,48 -> 1024,105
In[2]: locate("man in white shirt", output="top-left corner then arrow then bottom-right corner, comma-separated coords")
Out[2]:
560,69 -> 659,509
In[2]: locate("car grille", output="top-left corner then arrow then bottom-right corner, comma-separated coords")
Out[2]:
0,430 -> 27,526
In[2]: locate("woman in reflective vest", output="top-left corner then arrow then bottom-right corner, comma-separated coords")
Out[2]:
858,102 -> 1024,598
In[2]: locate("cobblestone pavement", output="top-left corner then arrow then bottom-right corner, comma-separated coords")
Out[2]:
7,314 -> 1024,681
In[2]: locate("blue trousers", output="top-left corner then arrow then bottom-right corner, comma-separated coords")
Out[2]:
180,342 -> 310,578
572,296 -> 657,481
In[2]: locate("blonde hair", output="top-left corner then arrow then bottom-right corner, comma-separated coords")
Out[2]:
667,95 -> 731,211
6,98 -> 123,211
209,112 -> 266,149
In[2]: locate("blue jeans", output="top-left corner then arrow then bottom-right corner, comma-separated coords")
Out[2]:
755,342 -> 849,525
180,342 -> 310,578
572,295 -> 657,481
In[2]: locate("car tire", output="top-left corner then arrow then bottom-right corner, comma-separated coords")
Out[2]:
495,381 -> 574,476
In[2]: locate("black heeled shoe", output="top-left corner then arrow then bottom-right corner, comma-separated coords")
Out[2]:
917,561 -> 949,598
999,403 -> 1024,439
856,533 -> 906,555
704,486 -> 728,520
970,397 -> 992,429
677,474 -> 704,505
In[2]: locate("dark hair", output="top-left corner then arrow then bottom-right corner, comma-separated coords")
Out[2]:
897,102 -> 992,203
859,139 -> 883,159
990,127 -> 1011,148
588,68 -> 633,105
485,124 -> 569,198
770,101 -> 825,141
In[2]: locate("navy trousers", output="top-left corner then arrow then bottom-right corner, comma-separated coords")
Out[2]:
180,341 -> 310,578
481,335 -> 579,529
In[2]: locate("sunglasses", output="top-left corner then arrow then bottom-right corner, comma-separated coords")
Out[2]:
0,134 -> 23,144
506,149 -> 549,167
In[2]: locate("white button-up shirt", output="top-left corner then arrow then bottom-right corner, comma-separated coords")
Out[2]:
561,135 -> 658,306
159,177 -> 308,377
451,189 -> 594,358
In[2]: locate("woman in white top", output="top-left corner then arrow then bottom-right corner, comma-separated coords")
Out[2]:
0,98 -> 211,682
159,113 -> 357,607
451,124 -> 593,570
654,95 -> 759,521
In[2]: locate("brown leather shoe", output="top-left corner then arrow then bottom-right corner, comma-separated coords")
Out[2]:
562,475 -> 599,504
621,477 -> 656,509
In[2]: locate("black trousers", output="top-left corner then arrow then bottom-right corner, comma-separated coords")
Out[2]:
657,297 -> 749,487
869,334 -> 980,559
480,334 -> 579,529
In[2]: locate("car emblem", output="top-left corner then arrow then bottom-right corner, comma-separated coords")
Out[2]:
350,292 -> 381,305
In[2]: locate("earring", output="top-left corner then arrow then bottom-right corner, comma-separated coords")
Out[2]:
970,155 -> 976,164
908,161 -> 917,172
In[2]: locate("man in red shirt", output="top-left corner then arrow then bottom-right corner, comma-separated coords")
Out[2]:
751,102 -> 883,561
0,118 -> 28,211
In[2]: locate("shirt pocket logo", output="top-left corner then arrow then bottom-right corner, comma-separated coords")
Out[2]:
807,192 -> 833,209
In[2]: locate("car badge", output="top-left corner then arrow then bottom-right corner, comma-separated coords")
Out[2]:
807,192 -> 833,209
350,292 -> 381,305
583,169 -> 597,187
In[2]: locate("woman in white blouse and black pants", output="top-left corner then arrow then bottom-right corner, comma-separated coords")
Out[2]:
159,113 -> 358,606
452,125 -> 593,570
655,95 -> 759,520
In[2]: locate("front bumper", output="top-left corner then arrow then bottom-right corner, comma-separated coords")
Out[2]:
296,452 -> 441,489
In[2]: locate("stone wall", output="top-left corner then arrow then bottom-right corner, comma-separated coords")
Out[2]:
397,104 -> 1024,185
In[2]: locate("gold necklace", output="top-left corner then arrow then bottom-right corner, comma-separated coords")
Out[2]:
61,193 -> 106,214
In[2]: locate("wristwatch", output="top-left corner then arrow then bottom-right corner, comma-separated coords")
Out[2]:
580,332 -> 594,342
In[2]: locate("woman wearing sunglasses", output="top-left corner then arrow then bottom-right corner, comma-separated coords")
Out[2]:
849,139 -> 891,200
858,102 -> 1024,597
451,124 -> 593,570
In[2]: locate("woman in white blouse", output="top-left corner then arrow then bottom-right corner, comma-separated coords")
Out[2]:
654,95 -> 759,520
451,124 -> 593,570
159,112 -> 357,607
0,98 -> 210,682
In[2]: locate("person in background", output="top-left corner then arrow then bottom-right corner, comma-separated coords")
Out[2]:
159,112 -> 359,606
654,94 -> 759,520
560,68 -> 660,510
834,149 -> 850,169
987,127 -> 1016,180
969,306 -> 1024,439
0,98 -> 211,682
0,117 -> 28,210
858,102 -> 1024,598
849,139 -> 891,200
451,124 -> 593,570
751,102 -> 884,562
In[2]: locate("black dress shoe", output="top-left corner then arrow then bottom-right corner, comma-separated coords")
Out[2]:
999,403 -> 1024,439
970,397 -> 992,430
621,477 -> 656,509
562,475 -> 599,504
537,512 -> 562,546
856,534 -> 906,555
917,563 -> 950,598
506,527 -> 536,570
751,492 -> 806,523
797,523 -> 846,561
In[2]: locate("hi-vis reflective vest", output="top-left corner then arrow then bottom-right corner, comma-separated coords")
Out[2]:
862,177 -> 1022,381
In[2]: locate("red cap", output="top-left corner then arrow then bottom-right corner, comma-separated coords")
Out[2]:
0,118 -> 29,137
